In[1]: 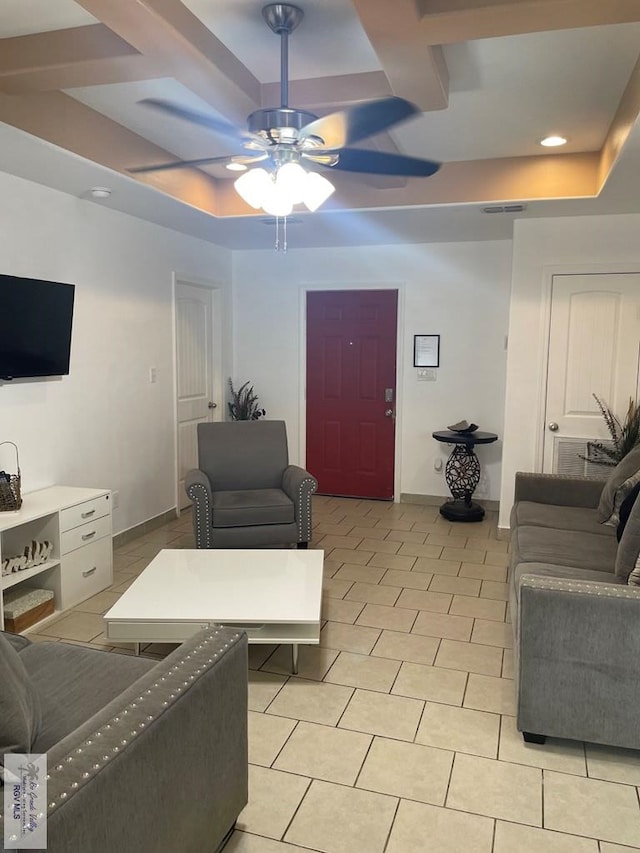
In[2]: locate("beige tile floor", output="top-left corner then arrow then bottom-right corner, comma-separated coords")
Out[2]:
27,495 -> 640,853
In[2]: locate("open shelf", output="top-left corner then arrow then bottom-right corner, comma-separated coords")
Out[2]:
1,559 -> 60,591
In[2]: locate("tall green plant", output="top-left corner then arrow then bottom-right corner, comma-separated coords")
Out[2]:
582,394 -> 640,467
228,379 -> 266,421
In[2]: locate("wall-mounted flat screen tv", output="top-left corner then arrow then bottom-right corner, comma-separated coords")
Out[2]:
0,274 -> 75,381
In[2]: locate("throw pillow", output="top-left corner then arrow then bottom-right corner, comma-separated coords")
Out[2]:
0,632 -> 41,769
617,481 -> 640,542
597,444 -> 640,526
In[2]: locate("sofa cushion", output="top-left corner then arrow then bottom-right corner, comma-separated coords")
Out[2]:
0,632 -> 41,764
19,641 -> 154,752
510,501 -> 614,536
597,444 -> 640,525
212,488 -> 295,528
510,525 -> 618,574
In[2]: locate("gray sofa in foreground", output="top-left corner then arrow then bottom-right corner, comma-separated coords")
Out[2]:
509,470 -> 640,749
0,626 -> 247,853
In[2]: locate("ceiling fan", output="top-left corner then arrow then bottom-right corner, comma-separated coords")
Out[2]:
129,3 -> 441,218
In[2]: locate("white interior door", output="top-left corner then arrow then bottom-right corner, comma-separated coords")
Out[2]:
543,273 -> 640,474
175,282 -> 220,509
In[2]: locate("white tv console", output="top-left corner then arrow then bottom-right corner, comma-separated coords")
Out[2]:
0,486 -> 113,632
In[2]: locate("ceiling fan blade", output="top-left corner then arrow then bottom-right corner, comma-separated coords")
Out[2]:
129,153 -> 267,174
139,98 -> 257,146
299,97 -> 419,149
321,147 -> 441,177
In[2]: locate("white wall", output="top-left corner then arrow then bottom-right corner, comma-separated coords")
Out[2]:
499,213 -> 640,529
233,240 -> 512,502
0,171 -> 232,534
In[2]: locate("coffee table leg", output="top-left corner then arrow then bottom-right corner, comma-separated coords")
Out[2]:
291,643 -> 299,675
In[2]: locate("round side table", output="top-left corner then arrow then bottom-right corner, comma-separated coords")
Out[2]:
432,430 -> 498,522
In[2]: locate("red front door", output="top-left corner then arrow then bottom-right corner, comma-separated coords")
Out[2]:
306,289 -> 398,499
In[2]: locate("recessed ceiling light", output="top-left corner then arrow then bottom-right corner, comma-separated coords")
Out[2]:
89,186 -> 112,199
540,135 -> 568,147
226,162 -> 248,172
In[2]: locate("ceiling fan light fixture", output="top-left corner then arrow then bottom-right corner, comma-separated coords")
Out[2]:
225,161 -> 248,171
234,168 -> 272,208
302,171 -> 335,212
261,182 -> 294,217
275,161 -> 307,205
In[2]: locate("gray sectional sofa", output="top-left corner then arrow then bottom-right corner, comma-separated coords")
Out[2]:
0,626 -> 248,853
509,462 -> 640,749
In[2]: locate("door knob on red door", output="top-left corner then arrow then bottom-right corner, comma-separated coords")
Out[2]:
384,409 -> 394,417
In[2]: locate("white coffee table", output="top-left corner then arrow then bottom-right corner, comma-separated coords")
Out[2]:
103,548 -> 324,673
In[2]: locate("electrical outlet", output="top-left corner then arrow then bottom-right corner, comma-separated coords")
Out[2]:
112,490 -> 120,509
434,458 -> 443,472
149,367 -> 157,383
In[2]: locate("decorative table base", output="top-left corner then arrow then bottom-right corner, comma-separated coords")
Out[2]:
439,498 -> 486,523
432,429 -> 499,523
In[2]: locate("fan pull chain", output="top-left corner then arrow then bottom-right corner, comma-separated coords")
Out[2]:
273,216 -> 288,253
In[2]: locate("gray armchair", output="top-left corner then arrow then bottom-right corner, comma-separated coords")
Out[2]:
185,420 -> 318,548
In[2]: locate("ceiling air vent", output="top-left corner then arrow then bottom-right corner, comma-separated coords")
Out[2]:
261,216 -> 303,225
481,204 -> 527,214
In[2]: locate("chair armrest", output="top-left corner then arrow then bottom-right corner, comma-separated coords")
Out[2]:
282,465 -> 318,543
40,627 -> 248,853
185,468 -> 213,548
516,575 -> 640,746
514,472 -> 604,508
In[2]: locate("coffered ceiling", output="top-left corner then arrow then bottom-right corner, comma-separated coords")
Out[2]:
0,0 -> 639,249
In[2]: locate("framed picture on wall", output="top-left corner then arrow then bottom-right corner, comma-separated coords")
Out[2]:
414,334 -> 440,367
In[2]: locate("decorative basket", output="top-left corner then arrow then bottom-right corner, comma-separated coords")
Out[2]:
0,441 -> 22,512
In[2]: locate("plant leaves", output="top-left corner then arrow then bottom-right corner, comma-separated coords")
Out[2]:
227,377 -> 266,420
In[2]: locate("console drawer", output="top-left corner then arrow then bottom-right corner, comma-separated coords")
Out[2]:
61,536 -> 113,609
59,494 -> 111,532
61,514 -> 111,555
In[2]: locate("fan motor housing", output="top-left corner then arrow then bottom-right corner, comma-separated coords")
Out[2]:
247,107 -> 319,142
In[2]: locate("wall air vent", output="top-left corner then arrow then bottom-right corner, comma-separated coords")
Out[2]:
553,436 -> 612,480
481,204 -> 527,214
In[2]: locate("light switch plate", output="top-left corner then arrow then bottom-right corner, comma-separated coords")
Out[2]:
417,368 -> 437,381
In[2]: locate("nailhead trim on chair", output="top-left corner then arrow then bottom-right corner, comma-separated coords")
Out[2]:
297,477 -> 318,542
39,628 -> 243,814
521,575 -> 640,598
187,482 -> 213,548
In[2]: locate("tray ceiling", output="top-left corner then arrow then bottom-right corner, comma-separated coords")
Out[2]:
0,0 -> 638,249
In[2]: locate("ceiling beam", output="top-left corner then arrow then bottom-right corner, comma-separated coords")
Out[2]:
74,0 -> 260,125
350,0 -> 450,111
598,54 -> 640,190
0,25 -> 164,93
417,0 -> 640,45
320,151 -> 600,209
0,90 -> 221,213
214,150 -> 600,216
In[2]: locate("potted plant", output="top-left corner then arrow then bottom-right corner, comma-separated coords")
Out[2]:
581,394 -> 640,467
228,379 -> 266,421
